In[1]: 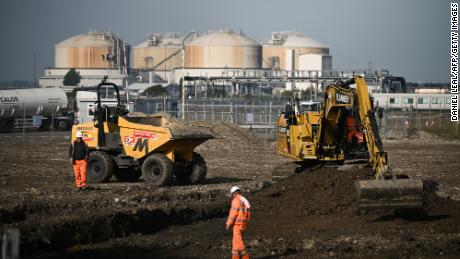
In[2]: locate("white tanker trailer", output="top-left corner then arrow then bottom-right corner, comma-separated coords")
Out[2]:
0,88 -> 73,132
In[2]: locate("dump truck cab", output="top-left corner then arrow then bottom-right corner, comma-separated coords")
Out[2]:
71,79 -> 214,186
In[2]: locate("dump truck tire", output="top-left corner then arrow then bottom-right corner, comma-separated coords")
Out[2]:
87,151 -> 114,183
177,153 -> 207,185
114,167 -> 141,182
142,153 -> 173,186
189,153 -> 207,184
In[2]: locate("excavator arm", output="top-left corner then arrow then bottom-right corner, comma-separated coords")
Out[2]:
352,76 -> 423,210
354,76 -> 389,179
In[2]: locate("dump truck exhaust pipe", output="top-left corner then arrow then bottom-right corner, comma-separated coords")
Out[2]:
355,178 -> 424,210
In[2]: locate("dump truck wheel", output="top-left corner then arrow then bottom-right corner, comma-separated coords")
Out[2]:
189,153 -> 207,184
177,153 -> 207,185
114,167 -> 141,182
141,153 -> 173,186
87,151 -> 114,183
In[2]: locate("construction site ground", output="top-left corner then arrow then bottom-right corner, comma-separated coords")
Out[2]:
0,123 -> 459,258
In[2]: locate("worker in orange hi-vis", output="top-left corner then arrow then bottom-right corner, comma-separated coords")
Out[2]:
226,186 -> 251,259
68,131 -> 89,191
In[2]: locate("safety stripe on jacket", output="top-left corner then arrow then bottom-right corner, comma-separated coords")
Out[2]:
226,194 -> 251,226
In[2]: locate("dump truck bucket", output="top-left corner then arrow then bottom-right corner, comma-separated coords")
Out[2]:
355,178 -> 424,210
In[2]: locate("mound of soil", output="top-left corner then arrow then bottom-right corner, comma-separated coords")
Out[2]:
252,165 -> 460,216
124,114 -> 268,153
194,121 -> 268,153
252,167 -> 366,215
407,129 -> 439,140
42,166 -> 460,259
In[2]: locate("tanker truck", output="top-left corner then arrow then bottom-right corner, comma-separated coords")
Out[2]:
0,88 -> 73,133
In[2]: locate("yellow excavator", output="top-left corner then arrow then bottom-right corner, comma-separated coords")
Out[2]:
277,76 -> 423,210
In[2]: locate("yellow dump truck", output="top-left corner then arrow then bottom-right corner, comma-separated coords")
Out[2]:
71,81 -> 214,186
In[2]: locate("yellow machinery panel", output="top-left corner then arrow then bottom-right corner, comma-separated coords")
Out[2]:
118,117 -> 173,160
277,110 -> 321,161
72,122 -> 98,147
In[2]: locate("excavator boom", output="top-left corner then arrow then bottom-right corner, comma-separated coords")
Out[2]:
351,77 -> 423,210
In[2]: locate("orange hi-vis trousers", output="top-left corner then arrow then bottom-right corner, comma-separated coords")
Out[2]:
232,225 -> 249,259
227,194 -> 251,259
73,160 -> 87,188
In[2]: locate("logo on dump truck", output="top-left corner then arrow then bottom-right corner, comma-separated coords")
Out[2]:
124,130 -> 159,153
133,130 -> 158,140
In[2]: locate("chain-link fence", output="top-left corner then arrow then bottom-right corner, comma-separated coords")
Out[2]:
182,101 -> 284,125
134,98 -> 459,140
380,110 -> 459,139
5,97 -> 458,142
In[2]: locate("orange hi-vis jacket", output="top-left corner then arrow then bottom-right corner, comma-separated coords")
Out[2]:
226,194 -> 251,227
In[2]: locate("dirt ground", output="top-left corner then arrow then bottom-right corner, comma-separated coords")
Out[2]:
0,125 -> 459,258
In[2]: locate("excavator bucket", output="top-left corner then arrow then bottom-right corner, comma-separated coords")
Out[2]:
355,178 -> 424,210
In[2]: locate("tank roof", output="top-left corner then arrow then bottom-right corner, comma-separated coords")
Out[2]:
134,33 -> 184,48
262,31 -> 327,48
187,29 -> 260,47
283,36 -> 327,48
56,31 -> 123,48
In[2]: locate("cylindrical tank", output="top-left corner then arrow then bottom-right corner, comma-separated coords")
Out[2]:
55,31 -> 129,69
185,30 -> 262,69
133,33 -> 183,70
262,32 -> 329,70
0,88 -> 68,118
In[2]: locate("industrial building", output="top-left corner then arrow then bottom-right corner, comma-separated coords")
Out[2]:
171,30 -> 332,93
39,29 -> 333,94
171,29 -> 266,96
133,29 -> 265,82
39,31 -> 131,90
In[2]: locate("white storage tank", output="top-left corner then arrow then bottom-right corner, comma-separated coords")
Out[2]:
55,31 -> 130,69
185,29 -> 262,69
133,33 -> 184,70
262,31 -> 329,70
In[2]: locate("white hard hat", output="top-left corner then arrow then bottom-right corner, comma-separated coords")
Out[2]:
230,186 -> 240,195
76,131 -> 83,138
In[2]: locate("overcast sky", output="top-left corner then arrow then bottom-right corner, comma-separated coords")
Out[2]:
0,0 -> 452,83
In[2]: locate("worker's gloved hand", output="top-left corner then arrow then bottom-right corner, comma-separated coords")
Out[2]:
69,158 -> 74,164
226,224 -> 232,230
